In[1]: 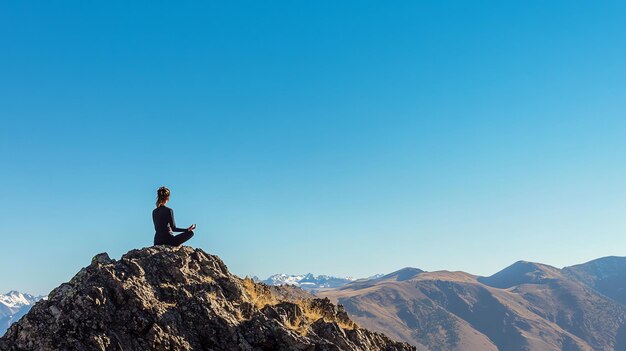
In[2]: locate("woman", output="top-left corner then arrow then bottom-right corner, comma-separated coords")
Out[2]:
153,186 -> 197,246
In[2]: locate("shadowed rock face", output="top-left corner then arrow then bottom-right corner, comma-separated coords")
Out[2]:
0,246 -> 414,351
563,256 -> 626,306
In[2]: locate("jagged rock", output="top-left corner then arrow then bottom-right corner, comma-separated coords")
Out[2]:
0,246 -> 414,351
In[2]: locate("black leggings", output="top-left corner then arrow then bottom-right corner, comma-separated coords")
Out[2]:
154,230 -> 194,246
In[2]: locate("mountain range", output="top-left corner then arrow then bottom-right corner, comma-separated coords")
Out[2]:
4,255 -> 626,350
0,291 -> 45,337
317,256 -> 626,351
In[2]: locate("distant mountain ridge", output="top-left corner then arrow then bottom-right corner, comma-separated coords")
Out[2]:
317,256 -> 626,351
260,273 -> 357,290
0,291 -> 46,336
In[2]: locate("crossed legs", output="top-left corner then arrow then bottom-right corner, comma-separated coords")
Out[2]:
154,230 -> 194,246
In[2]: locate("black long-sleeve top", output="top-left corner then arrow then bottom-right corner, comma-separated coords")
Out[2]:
152,206 -> 187,235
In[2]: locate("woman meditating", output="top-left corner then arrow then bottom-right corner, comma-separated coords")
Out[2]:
153,186 -> 197,246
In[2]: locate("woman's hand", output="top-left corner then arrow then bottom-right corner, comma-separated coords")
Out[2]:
188,224 -> 197,231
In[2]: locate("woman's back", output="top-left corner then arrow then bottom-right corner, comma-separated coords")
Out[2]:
152,206 -> 171,234
153,205 -> 188,233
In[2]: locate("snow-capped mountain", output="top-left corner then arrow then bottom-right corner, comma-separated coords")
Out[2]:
0,291 -> 46,336
261,273 -> 356,290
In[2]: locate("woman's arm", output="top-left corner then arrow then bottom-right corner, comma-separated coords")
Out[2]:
169,208 -> 188,232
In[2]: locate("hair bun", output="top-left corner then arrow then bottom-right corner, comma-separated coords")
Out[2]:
156,186 -> 170,207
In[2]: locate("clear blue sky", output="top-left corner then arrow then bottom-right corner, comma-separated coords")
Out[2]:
2,1 -> 626,295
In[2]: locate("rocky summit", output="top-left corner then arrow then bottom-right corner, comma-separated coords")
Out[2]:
0,246 -> 414,351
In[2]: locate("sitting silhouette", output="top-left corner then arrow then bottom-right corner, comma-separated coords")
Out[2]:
152,186 -> 196,246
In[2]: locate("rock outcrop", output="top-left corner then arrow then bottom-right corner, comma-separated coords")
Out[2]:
0,246 -> 414,351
